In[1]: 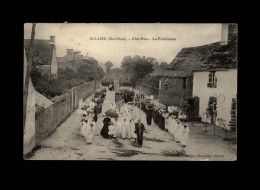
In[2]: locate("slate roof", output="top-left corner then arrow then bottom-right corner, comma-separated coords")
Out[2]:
24,39 -> 54,65
169,42 -> 223,70
169,40 -> 237,71
156,70 -> 193,78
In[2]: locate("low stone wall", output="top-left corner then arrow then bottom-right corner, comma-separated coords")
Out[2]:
35,80 -> 100,144
35,93 -> 70,144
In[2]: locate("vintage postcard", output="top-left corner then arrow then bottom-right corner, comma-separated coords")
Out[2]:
23,23 -> 237,161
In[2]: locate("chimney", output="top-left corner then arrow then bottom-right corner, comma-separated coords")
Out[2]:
221,24 -> 228,45
50,36 -> 55,43
66,49 -> 73,61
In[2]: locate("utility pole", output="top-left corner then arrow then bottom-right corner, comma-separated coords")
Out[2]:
23,23 -> 36,135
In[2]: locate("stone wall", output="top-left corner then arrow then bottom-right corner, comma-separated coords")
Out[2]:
35,80 -> 100,144
158,77 -> 193,107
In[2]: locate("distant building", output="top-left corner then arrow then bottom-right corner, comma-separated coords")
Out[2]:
24,36 -> 58,76
57,49 -> 85,71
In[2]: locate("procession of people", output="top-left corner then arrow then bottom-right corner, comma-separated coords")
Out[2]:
100,102 -> 144,147
78,86 -> 189,151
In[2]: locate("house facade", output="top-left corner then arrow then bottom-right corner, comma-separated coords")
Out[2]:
192,69 -> 237,128
24,36 -> 58,76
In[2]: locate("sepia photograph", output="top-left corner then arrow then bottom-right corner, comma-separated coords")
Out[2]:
23,23 -> 237,161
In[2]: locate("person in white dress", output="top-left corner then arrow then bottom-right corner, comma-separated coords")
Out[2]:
121,118 -> 128,139
179,124 -> 189,149
116,118 -> 122,138
170,117 -> 178,137
126,117 -> 132,139
174,119 -> 182,143
108,122 -> 115,140
129,118 -> 137,142
85,119 -> 96,144
80,118 -> 88,138
163,113 -> 169,131
167,116 -> 173,134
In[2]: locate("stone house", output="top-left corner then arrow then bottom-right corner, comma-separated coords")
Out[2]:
192,68 -> 237,129
157,70 -> 193,107
24,36 -> 58,76
150,24 -> 237,123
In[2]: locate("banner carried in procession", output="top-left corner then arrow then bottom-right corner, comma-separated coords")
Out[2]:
114,78 -> 120,93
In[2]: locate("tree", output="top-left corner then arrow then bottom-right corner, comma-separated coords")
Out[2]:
57,67 -> 77,88
160,62 -> 168,69
105,61 -> 113,73
121,55 -> 154,85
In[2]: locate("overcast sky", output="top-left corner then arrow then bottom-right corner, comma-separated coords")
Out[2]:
24,23 -> 222,68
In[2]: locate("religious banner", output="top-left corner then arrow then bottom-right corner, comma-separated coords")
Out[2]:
114,78 -> 120,93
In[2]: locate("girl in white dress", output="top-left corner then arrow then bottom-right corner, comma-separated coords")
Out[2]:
167,116 -> 173,134
171,117 -> 178,137
108,122 -> 115,139
121,118 -> 128,139
174,119 -> 182,143
179,124 -> 189,149
163,113 -> 169,131
130,119 -> 137,142
126,117 -> 132,139
85,120 -> 96,144
80,118 -> 88,138
116,119 -> 122,138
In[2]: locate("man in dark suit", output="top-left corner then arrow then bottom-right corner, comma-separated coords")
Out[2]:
135,119 -> 145,147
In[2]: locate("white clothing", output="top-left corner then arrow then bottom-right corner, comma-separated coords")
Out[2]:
179,126 -> 189,146
171,118 -> 178,136
85,122 -> 95,143
108,125 -> 115,135
174,122 -> 182,141
130,122 -> 137,138
167,117 -> 174,134
126,122 -> 132,138
116,120 -> 122,138
121,121 -> 129,138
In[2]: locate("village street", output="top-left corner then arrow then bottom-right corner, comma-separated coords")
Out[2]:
28,87 -> 236,161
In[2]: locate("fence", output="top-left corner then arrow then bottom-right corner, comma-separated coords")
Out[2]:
35,80 -> 100,144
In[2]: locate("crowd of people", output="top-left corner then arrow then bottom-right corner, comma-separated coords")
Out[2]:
78,87 -> 189,150
78,88 -> 106,144
164,114 -> 190,149
100,103 -> 145,147
143,101 -> 190,150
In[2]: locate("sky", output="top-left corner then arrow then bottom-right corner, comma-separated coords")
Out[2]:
24,23 -> 222,68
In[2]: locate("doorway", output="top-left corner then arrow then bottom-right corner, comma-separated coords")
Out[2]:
208,96 -> 217,124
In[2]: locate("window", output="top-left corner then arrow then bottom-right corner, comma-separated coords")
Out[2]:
183,78 -> 187,89
207,71 -> 217,88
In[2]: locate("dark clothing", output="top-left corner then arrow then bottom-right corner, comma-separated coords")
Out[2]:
146,109 -> 153,125
93,105 -> 99,122
100,117 -> 111,139
135,122 -> 145,146
159,115 -> 165,130
152,110 -> 159,125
